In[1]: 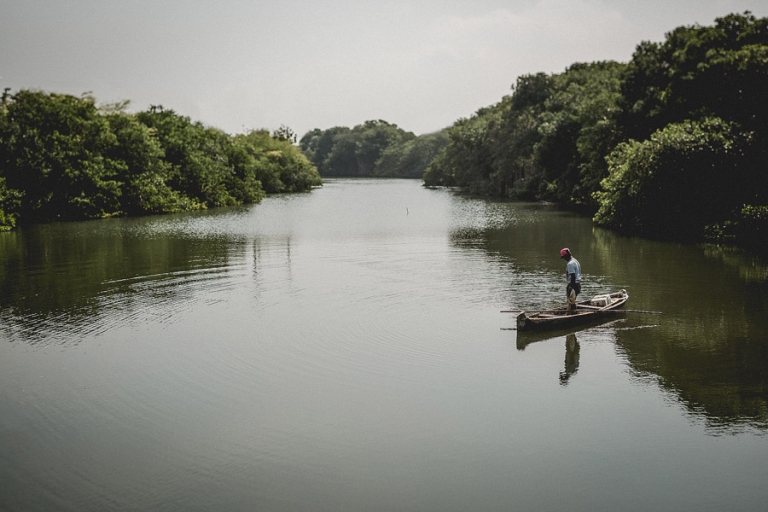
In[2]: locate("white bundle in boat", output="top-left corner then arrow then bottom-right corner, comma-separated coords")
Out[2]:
590,294 -> 613,307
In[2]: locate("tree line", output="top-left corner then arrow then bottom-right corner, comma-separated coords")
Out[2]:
0,90 -> 321,229
423,12 -> 768,252
299,120 -> 448,179
2,12 -> 766,252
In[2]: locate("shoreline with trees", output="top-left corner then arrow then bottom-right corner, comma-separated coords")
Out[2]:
2,12 -> 765,254
0,90 -> 321,230
421,12 -> 767,253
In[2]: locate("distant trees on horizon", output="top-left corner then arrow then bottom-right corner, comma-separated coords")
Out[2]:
299,120 -> 448,179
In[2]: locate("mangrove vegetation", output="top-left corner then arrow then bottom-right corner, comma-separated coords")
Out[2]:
0,90 -> 321,229
299,120 -> 448,179
423,12 -> 768,252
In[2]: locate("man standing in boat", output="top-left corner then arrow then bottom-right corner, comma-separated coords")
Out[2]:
560,248 -> 581,314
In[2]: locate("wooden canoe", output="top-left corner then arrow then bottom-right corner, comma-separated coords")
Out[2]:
516,289 -> 629,332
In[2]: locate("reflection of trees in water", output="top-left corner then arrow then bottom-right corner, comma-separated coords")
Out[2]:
617,329 -> 768,434
584,226 -> 768,433
461,198 -> 768,433
0,221 -> 252,346
460,196 -> 768,432
702,245 -> 768,283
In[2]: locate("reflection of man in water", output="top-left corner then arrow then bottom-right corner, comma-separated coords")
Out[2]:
559,333 -> 580,385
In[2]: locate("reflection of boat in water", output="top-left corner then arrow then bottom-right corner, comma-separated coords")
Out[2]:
515,316 -> 625,350
516,289 -> 629,333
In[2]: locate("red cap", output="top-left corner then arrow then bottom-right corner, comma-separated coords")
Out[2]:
560,248 -> 570,258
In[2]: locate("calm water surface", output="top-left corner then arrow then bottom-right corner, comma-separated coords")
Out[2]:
1,179 -> 767,511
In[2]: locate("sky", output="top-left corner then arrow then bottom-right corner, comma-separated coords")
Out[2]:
2,0 -> 767,138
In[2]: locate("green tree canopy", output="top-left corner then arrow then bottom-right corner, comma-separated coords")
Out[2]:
300,120 -> 424,177
0,90 -> 320,229
376,129 -> 449,179
423,11 -> 768,251
605,11 -> 768,246
425,62 -> 625,205
0,90 -> 123,223
618,12 -> 768,140
593,117 -> 761,241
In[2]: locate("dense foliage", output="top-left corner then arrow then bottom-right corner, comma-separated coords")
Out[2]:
598,12 -> 768,244
0,90 -> 321,229
425,12 -> 768,250
300,120 -> 448,178
424,61 -> 626,209
593,118 -> 756,240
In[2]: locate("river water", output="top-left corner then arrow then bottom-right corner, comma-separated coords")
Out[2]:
1,178 -> 767,511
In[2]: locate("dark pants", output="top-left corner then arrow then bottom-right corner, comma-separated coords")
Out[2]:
566,283 -> 581,312
566,283 -> 581,300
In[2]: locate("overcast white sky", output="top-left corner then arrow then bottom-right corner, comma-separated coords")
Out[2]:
2,0 -> 767,137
